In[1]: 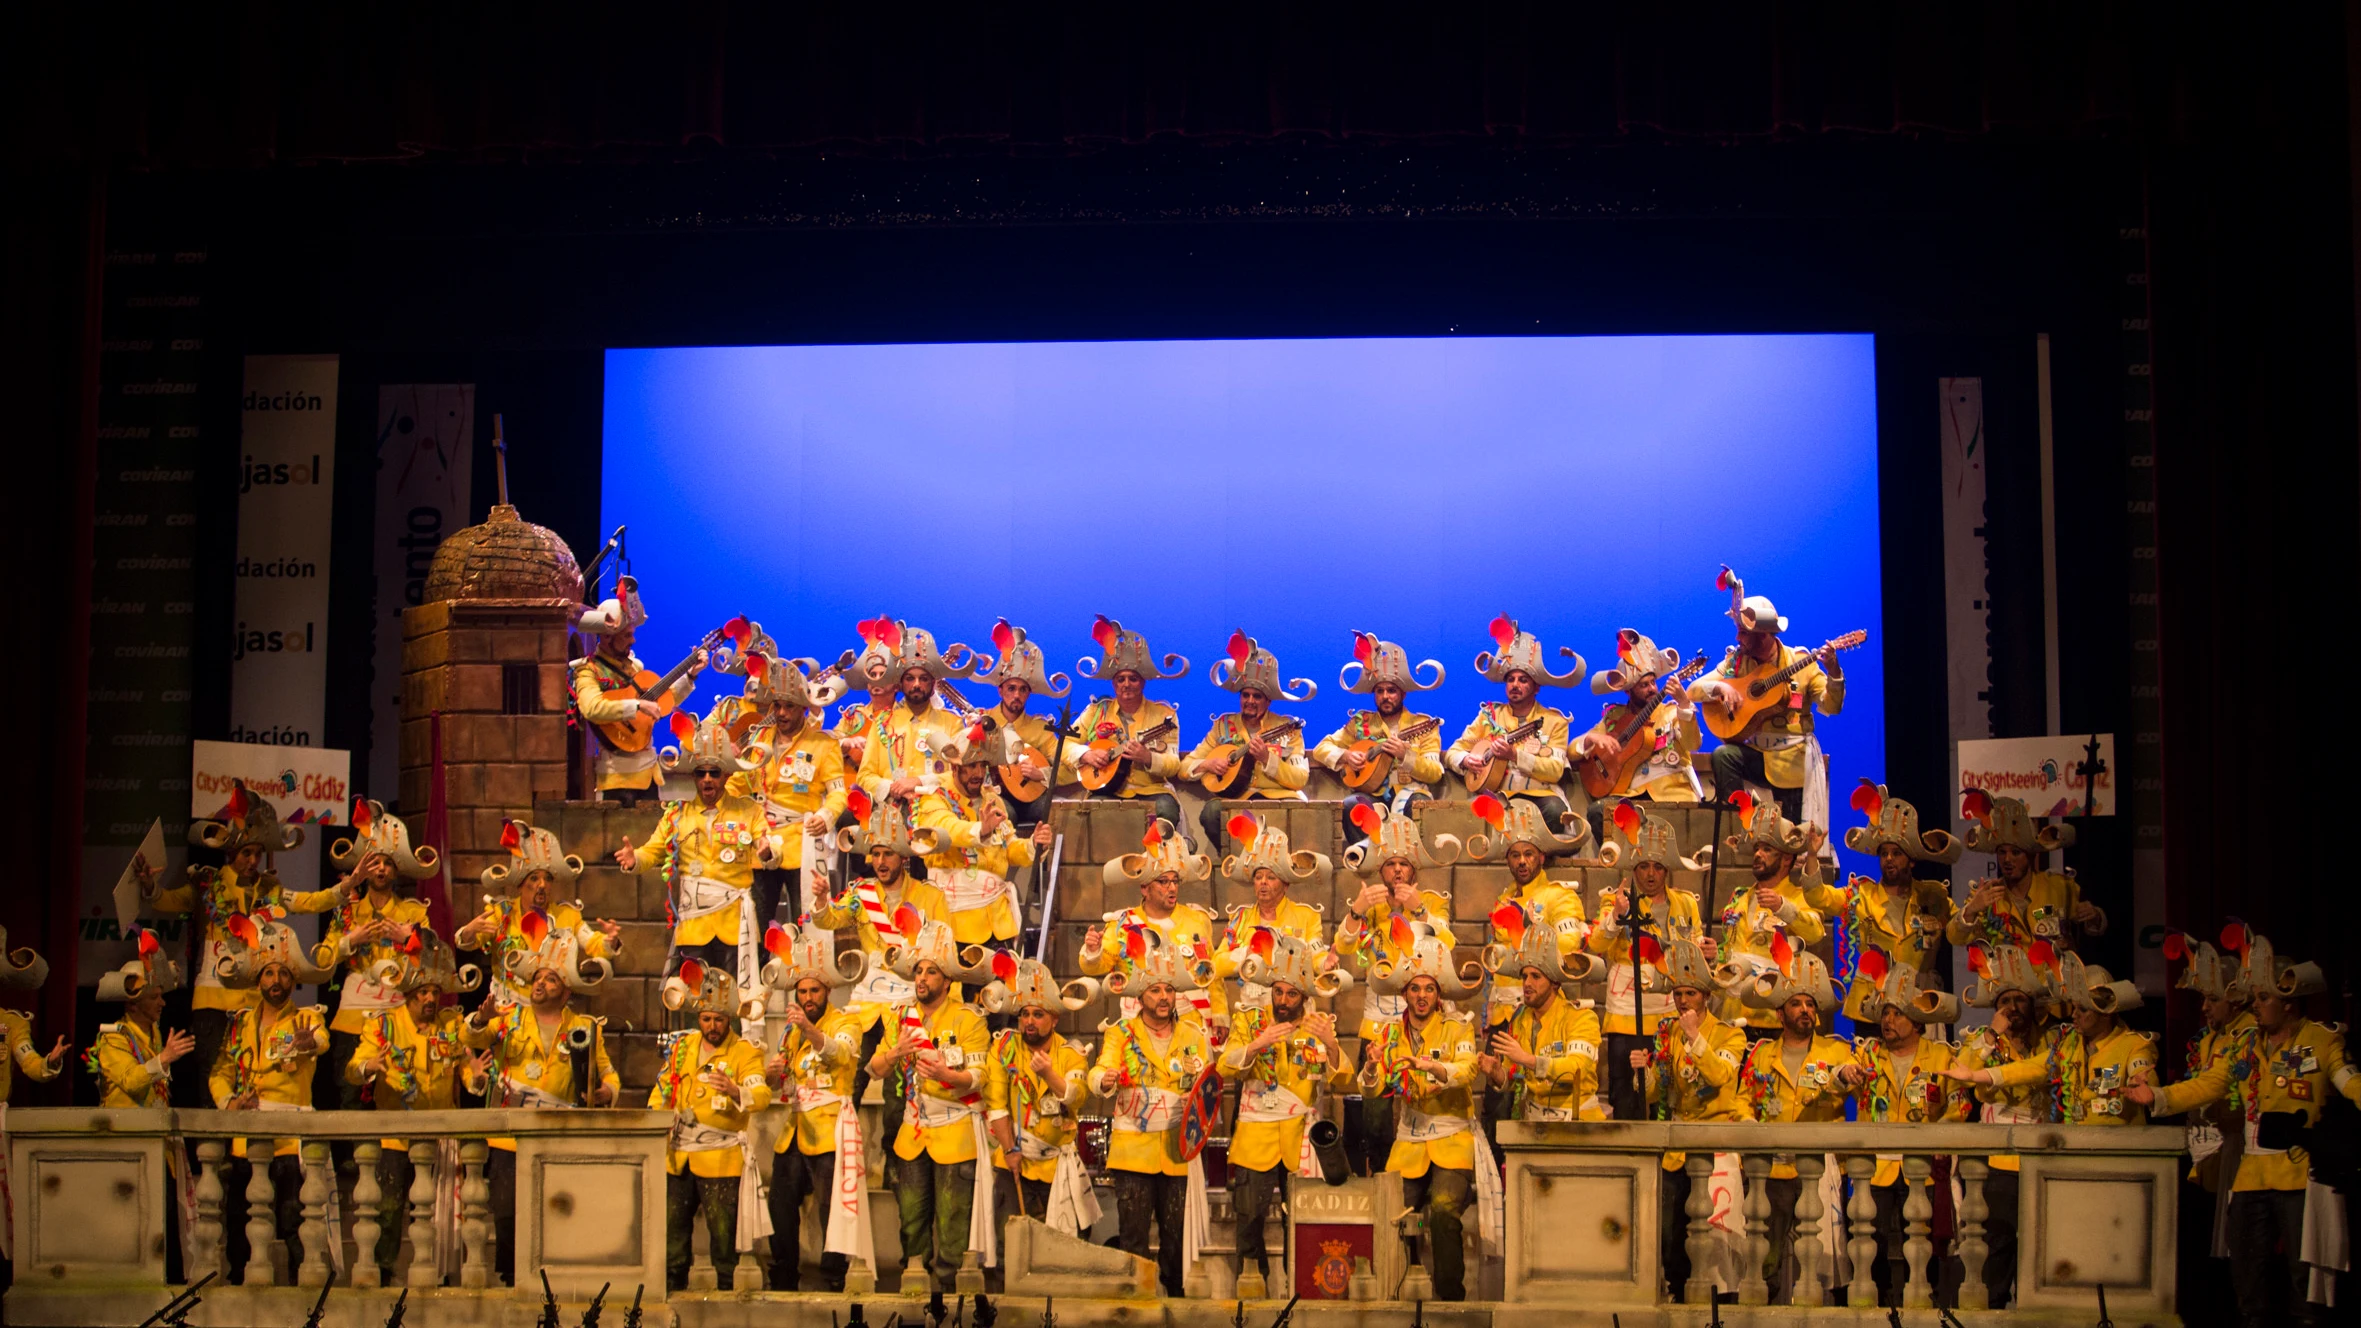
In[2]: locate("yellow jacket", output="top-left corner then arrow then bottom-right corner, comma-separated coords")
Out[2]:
1644,1012 -> 1750,1169
571,651 -> 694,792
1483,877 -> 1589,1022
1688,643 -> 1843,789
461,1002 -> 619,1136
1088,1015 -> 1213,1177
1586,889 -> 1708,1036
724,720 -> 849,871
812,877 -> 953,960
1182,713 -> 1310,799
1496,996 -> 1603,1121
209,1002 -> 327,1157
1988,1022 -> 2156,1126
2155,1017 -> 2361,1192
830,698 -> 889,773
1072,697 -> 1184,798
1713,873 -> 1826,1025
1946,871 -> 2105,951
1332,890 -> 1457,974
1740,1032 -> 1857,1177
1220,1006 -> 1353,1173
1803,875 -> 1953,1023
319,891 -> 434,1034
1956,1024 -> 2055,1172
1312,709 -> 1446,794
1080,904 -> 1227,1022
649,1030 -> 773,1177
773,1008 -> 863,1155
351,1005 -> 481,1112
911,782 -> 1036,943
986,1030 -> 1093,1183
886,999 -> 992,1166
2173,1013 -> 2256,1184
149,866 -> 341,1012
640,793 -> 768,948
1572,697 -> 1702,800
1852,1037 -> 1972,1185
90,1019 -> 171,1108
1359,1011 -> 1480,1177
1212,897 -> 1326,1009
0,1008 -> 56,1101
855,699 -> 961,805
460,899 -> 618,1007
1446,701 -> 1570,793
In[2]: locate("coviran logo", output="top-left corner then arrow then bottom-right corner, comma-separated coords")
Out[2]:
240,454 -> 322,492
232,621 -> 316,660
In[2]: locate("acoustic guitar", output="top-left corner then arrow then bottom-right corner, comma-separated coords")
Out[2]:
584,625 -> 727,752
1074,715 -> 1178,793
930,679 -> 1073,804
1458,714 -> 1547,796
1337,715 -> 1443,791
1194,714 -> 1307,797
1573,653 -> 1711,798
1699,630 -> 1869,742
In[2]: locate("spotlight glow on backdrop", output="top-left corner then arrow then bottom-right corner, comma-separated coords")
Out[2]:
602,334 -> 1883,851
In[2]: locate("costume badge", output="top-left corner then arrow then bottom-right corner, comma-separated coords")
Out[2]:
719,848 -> 737,864
2291,1078 -> 2314,1101
943,1046 -> 966,1068
2093,1065 -> 2121,1089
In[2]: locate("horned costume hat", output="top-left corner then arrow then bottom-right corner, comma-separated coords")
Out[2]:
928,719 -> 1023,769
1591,629 -> 1684,695
1102,819 -> 1212,888
1211,630 -> 1316,702
1852,947 -> 1962,1025
1219,811 -> 1331,882
1076,615 -> 1190,681
1960,791 -> 2076,854
1097,924 -> 1211,997
1338,631 -> 1444,694
883,916 -> 1003,986
95,933 -> 183,1003
189,782 -> 305,857
1712,796 -> 1818,860
2163,929 -> 2250,1003
1472,790 -> 1601,858
974,957 -> 1102,1016
215,912 -> 335,988
887,621 -> 984,681
759,920 -> 870,994
1736,950 -> 1837,1013
481,818 -> 585,893
501,915 -> 612,994
1366,933 -> 1486,1003
2054,949 -> 2142,1015
1474,614 -> 1585,688
1340,802 -> 1478,875
369,930 -> 485,996
1232,928 -> 1353,999
660,708 -> 766,775
1716,566 -> 1787,635
663,958 -> 764,1020
1844,782 -> 1965,864
836,789 -> 940,858
1962,942 -> 2060,1009
577,574 -> 649,636
978,619 -> 1072,697
1482,908 -> 1603,987
2233,926 -> 2325,1000
331,799 -> 440,880
1658,935 -> 1721,995
1605,802 -> 1703,871
725,626 -> 852,713
0,926 -> 48,992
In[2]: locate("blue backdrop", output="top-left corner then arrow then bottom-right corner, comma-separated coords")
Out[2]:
602,334 -> 1883,838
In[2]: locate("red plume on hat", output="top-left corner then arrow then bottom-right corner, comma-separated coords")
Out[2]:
1729,788 -> 1757,822
226,782 -> 251,820
992,619 -> 1015,653
520,909 -> 551,946
2161,930 -> 2190,962
1960,787 -> 1994,824
2027,940 -> 2058,972
991,949 -> 1018,984
501,819 -> 523,852
892,905 -> 922,941
1489,614 -> 1516,646
1616,628 -> 1638,660
1227,812 -> 1258,846
1353,631 -> 1374,663
745,652 -> 769,683
668,710 -> 696,741
1246,926 -> 1277,962
1490,901 -> 1526,944
1349,803 -> 1380,835
1769,930 -> 1795,969
847,788 -> 872,823
679,958 -> 706,989
1092,615 -> 1118,649
1471,793 -> 1506,829
1967,944 -> 1991,977
1610,800 -> 1643,840
1228,630 -> 1252,663
2219,920 -> 2250,955
351,798 -> 374,831
763,921 -> 792,959
1851,778 -> 1884,822
1856,947 -> 1890,984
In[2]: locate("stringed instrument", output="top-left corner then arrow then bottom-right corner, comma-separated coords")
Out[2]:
1699,630 -> 1869,742
1338,715 -> 1443,791
1574,653 -> 1711,798
1458,714 -> 1547,796
1074,715 -> 1178,792
930,679 -> 1072,803
1194,714 -> 1307,797
584,625 -> 727,752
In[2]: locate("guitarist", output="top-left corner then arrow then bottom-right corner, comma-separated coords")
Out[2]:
1688,571 -> 1844,824
1312,632 -> 1448,849
975,619 -> 1075,828
1571,630 -> 1703,842
1070,616 -> 1190,827
572,576 -> 705,806
911,725 -> 1053,946
1183,632 -> 1313,853
1445,616 -> 1584,833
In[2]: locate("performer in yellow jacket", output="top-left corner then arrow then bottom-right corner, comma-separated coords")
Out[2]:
651,964 -> 771,1291
1571,629 -> 1704,808
1088,939 -> 1215,1298
1333,803 -> 1468,1019
346,931 -> 486,1281
1841,958 -> 1972,1307
1943,950 -> 2155,1126
456,818 -> 623,1008
1081,820 -> 1226,1027
1356,937 -> 1488,1302
1707,802 -> 1828,1028
1689,569 -> 1844,824
1185,632 -> 1314,852
1446,615 -> 1582,831
1734,952 -> 1855,1301
1951,942 -> 2060,1310
854,622 -> 977,809
1220,932 -> 1355,1297
1070,616 -> 1190,826
207,917 -> 332,1274
1473,794 -> 1597,1026
1628,938 -> 1748,1300
810,793 -> 953,1026
1208,811 -> 1329,1014
89,942 -> 193,1108
1315,632 -> 1448,849
619,713 -> 772,1033
1590,806 -> 1713,1120
1949,792 -> 2106,954
1814,784 -> 1960,1022
318,799 -> 438,1105
719,636 -> 851,926
971,619 -> 1076,825
979,960 -> 1101,1239
912,723 -> 1050,945
760,923 -> 869,1292
866,921 -> 997,1292
0,930 -> 64,1101
1481,920 -> 1606,1122
570,576 -> 703,804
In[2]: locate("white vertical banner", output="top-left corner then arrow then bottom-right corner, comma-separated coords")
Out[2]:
1938,378 -> 1996,1002
231,354 -> 339,909
371,385 -> 474,804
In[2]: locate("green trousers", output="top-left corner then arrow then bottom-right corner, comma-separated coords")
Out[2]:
891,1154 -> 975,1290
666,1170 -> 740,1290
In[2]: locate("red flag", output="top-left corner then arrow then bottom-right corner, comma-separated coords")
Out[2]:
1488,614 -> 1516,646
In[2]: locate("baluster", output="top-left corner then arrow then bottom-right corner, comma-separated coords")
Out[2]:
1901,1155 -> 1935,1308
352,1141 -> 383,1288
296,1140 -> 333,1286
1737,1153 -> 1771,1305
245,1138 -> 279,1286
458,1140 -> 492,1289
1682,1152 -> 1718,1305
1842,1154 -> 1878,1307
1789,1153 -> 1826,1305
406,1141 -> 440,1288
688,1188 -> 718,1292
1955,1156 -> 1991,1310
192,1140 -> 227,1283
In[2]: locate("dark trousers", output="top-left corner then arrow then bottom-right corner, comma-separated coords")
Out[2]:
1086,786 -> 1182,837
1661,1165 -> 1694,1298
1709,745 -> 1802,823
2176,1178 -> 2239,1327
1763,1175 -> 1801,1301
1605,1033 -> 1653,1121
666,1170 -> 740,1290
666,938 -> 736,980
1982,1166 -> 2019,1308
993,1167 -> 1054,1241
1402,1167 -> 1473,1301
1198,797 -> 1236,857
183,1009 -> 232,1107
1008,789 -> 1055,829
1230,1163 -> 1285,1279
2227,1188 -> 2311,1328
1341,789 -> 1432,847
1111,1169 -> 1189,1297
851,1021 -> 908,1147
1354,1095 -> 1396,1175
222,1153 -> 306,1282
1870,1182 -> 1908,1306
490,1147 -> 517,1286
751,867 -> 805,932
372,1146 -> 414,1275
769,1148 -> 848,1291
326,1029 -> 367,1109
890,1155 -> 975,1290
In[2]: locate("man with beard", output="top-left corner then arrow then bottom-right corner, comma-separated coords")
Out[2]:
868,923 -> 995,1292
651,966 -> 771,1292
616,714 -> 769,991
1949,793 -> 2105,955
1945,951 -> 2155,1128
1838,958 -> 1971,1306
318,800 -> 437,1105
1708,803 -> 1827,1029
1220,933 -> 1354,1297
457,819 -> 624,1009
1570,631 -> 1703,830
1081,821 -> 1225,1030
1314,632 -> 1447,849
1950,944 -> 2058,1309
1688,570 -> 1843,825
1590,808 -> 1714,1122
982,959 -> 1099,1236
570,576 -> 704,805
1358,944 -> 1485,1302
856,623 -> 980,811
1183,633 -> 1314,853
1088,947 -> 1215,1298
1070,617 -> 1190,828
1208,811 -> 1328,1016
1626,938 -> 1746,1300
347,931 -> 487,1284
761,924 -> 868,1292
1810,785 -> 1960,1023
1481,924 -> 1605,1122
973,620 -> 1075,826
1334,806 -> 1469,1169
1474,795 -> 1595,1029
914,724 -> 1053,947
1446,616 -> 1582,832
1734,953 -> 1855,1301
208,919 -> 333,1279
721,641 -> 849,926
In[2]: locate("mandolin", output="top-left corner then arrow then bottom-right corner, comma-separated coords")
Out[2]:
1338,715 -> 1443,791
1074,715 -> 1178,792
930,679 -> 1072,804
1574,653 -> 1711,798
1458,715 -> 1547,796
1194,715 -> 1307,797
584,625 -> 727,752
1699,630 -> 1868,742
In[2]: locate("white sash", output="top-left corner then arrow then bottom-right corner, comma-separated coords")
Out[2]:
1471,1123 -> 1503,1257
1108,1086 -> 1188,1133
603,746 -> 660,775
1183,1152 -> 1211,1271
338,968 -> 404,1016
1044,1140 -> 1103,1236
2187,1120 -> 2223,1164
1606,960 -> 1672,1021
852,966 -> 915,1007
908,1092 -> 981,1132
676,875 -> 762,1042
820,1093 -> 872,1262
670,1120 -> 772,1252
500,1078 -> 571,1109
1236,1080 -> 1324,1178
935,867 -> 1008,916
1396,1104 -> 1468,1143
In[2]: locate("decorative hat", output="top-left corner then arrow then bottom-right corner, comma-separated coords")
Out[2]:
1219,811 -> 1331,882
974,958 -> 1102,1016
887,621 -> 984,681
759,920 -> 871,994
214,912 -> 335,988
661,709 -> 766,774
1471,791 -> 1598,857
1099,925 -> 1211,996
1711,794 -> 1816,859
1482,908 -> 1603,986
578,574 -> 648,635
95,932 -> 182,1003
1716,566 -> 1787,635
1339,632 -> 1444,694
1962,942 -> 2060,1009
927,719 -> 1022,768
1232,929 -> 1354,999
1843,783 -> 1964,864
1605,803 -> 1703,871
482,819 -> 585,892
1736,950 -> 1836,1013
663,958 -> 763,1020
1076,615 -> 1189,682
1366,934 -> 1486,1002
1658,936 -> 1720,994
835,789 -> 940,858
731,632 -> 853,714
500,915 -> 612,994
2234,927 -> 2325,1000
189,782 -> 305,856
978,620 -> 1072,698
1102,819 -> 1213,888
851,615 -> 902,687
1474,614 -> 1585,688
1210,631 -> 1316,702
1853,948 -> 1961,1025
2163,929 -> 2250,1003
368,930 -> 484,996
1960,790 -> 2075,853
0,927 -> 49,991
1340,803 -> 1476,875
883,916 -> 1005,985
331,799 -> 441,880
1591,629 -> 1684,695
2055,950 -> 2142,1015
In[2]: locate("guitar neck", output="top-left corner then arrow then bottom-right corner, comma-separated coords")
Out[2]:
646,644 -> 708,699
